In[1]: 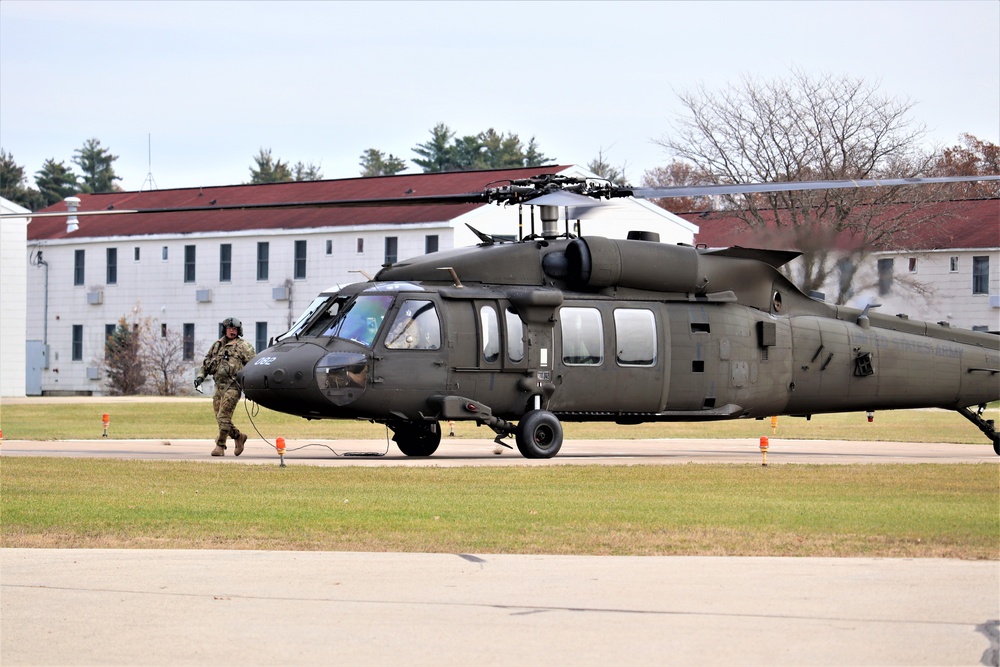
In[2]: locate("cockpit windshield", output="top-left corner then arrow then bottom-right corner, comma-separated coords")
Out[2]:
321,294 -> 395,347
275,295 -> 336,343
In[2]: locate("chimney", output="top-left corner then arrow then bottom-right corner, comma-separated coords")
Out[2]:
64,196 -> 81,233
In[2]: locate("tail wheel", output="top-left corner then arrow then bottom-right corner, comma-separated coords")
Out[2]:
515,410 -> 563,459
391,421 -> 442,457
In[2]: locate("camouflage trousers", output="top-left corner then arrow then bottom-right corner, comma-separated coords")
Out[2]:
212,384 -> 244,448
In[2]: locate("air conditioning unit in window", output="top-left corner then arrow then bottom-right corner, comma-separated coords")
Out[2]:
272,286 -> 290,301
86,367 -> 100,380
87,290 -> 103,305
196,289 -> 212,303
989,295 -> 1000,308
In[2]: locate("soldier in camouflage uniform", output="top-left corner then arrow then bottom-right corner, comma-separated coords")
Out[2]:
194,317 -> 256,456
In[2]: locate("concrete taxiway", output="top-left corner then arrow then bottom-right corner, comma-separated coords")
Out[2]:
2,435 -> 997,465
3,437 -> 997,665
2,549 -> 998,666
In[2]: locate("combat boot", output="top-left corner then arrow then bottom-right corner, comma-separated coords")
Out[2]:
211,444 -> 226,456
234,432 -> 247,457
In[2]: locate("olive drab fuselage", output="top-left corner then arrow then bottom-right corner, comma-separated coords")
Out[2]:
238,235 -> 1000,458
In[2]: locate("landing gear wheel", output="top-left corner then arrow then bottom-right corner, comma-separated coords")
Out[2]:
391,421 -> 442,457
515,410 -> 563,459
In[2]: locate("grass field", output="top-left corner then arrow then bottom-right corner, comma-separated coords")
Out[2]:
1,399 -> 997,558
1,398 -> 998,443
3,458 -> 997,558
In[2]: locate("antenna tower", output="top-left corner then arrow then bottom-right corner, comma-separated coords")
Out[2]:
141,134 -> 158,191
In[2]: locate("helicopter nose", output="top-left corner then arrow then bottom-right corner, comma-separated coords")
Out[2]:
239,343 -> 328,414
240,345 -> 372,416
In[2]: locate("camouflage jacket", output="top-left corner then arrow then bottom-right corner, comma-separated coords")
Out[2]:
197,336 -> 256,386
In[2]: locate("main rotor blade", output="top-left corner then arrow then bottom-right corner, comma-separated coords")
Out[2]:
4,192 -> 493,219
630,175 -> 1000,199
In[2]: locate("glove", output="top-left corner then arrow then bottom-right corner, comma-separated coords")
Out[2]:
194,377 -> 203,390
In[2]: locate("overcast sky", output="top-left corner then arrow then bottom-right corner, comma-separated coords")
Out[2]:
2,0 -> 998,193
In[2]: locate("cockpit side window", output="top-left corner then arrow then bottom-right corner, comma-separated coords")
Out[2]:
480,305 -> 500,363
385,299 -> 441,350
505,307 -> 524,363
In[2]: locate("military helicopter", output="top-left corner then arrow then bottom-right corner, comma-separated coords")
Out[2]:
9,172 -> 999,457
225,173 -> 1000,458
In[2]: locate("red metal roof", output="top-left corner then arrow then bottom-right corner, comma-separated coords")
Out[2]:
682,199 -> 999,251
27,166 -> 571,241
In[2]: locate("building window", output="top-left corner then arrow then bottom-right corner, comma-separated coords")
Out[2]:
357,238 -> 364,253
294,240 -> 307,280
950,256 -> 959,272
219,243 -> 232,282
104,324 -> 116,358
134,247 -> 140,262
106,247 -> 117,285
973,256 -> 989,295
257,242 -> 269,281
72,325 -> 83,361
183,245 -> 196,283
425,235 -> 439,254
182,323 -> 195,360
162,246 -> 168,261
255,322 -> 268,352
560,307 -> 603,366
326,239 -> 333,255
384,236 -> 398,265
877,258 -> 894,296
161,323 -> 167,338
908,257 -> 917,273
73,249 -> 85,286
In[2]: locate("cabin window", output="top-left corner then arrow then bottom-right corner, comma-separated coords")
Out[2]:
385,299 -> 441,350
505,308 -> 524,363
972,256 -> 989,295
614,308 -> 656,366
560,307 -> 603,366
479,306 -> 500,363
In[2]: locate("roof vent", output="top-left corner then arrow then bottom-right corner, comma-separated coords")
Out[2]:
65,196 -> 81,234
627,231 -> 660,242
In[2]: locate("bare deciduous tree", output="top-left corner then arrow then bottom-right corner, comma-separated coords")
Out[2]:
656,70 -> 942,303
145,324 -> 194,396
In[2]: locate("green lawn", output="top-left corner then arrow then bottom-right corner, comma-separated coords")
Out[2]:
3,458 -> 996,558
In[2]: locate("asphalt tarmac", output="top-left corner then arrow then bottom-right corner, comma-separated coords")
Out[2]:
3,437 -> 998,666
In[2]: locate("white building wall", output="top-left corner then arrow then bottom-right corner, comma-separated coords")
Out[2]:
23,174 -> 696,395
25,223 -> 454,395
1,197 -> 29,397
855,248 -> 1000,332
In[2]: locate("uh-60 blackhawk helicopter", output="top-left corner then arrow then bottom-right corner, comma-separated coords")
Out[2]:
227,173 -> 1000,459
10,172 -> 999,457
